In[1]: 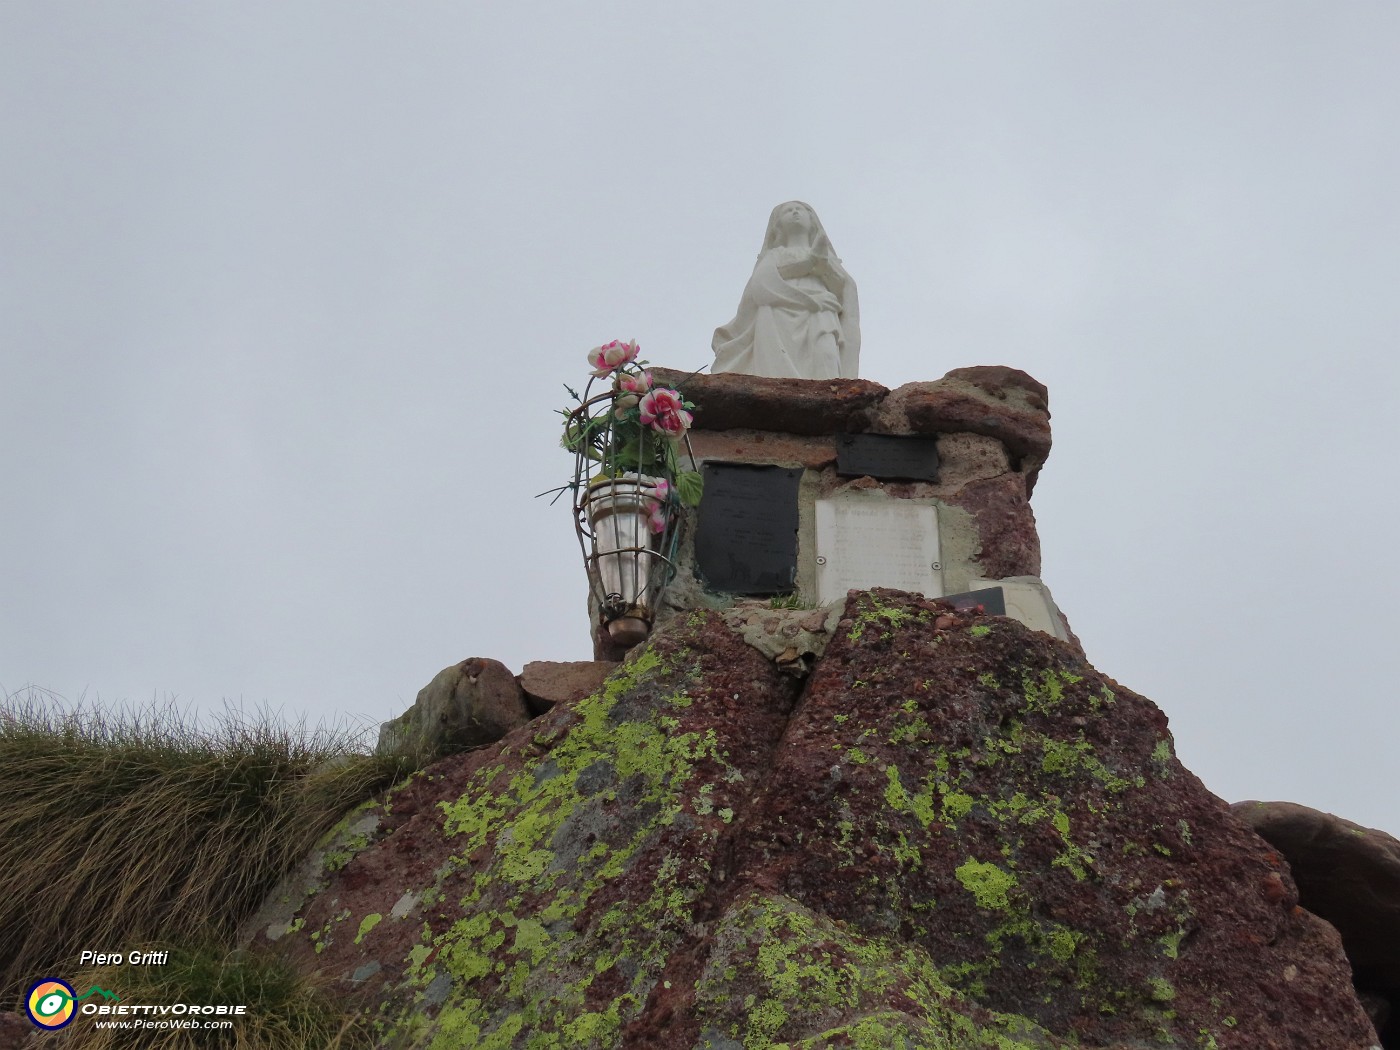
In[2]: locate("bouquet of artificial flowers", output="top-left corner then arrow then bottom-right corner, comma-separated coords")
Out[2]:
558,340 -> 702,525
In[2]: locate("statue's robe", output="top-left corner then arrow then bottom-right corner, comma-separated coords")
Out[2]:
712,250 -> 856,380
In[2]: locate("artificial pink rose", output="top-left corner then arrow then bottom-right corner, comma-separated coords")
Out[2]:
616,370 -> 653,396
612,393 -> 639,420
638,388 -> 693,436
588,339 -> 639,378
646,484 -> 670,534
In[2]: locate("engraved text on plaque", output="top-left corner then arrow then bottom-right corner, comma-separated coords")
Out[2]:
695,464 -> 801,594
815,499 -> 942,605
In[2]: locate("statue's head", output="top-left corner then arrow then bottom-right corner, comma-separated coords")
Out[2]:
761,200 -> 837,257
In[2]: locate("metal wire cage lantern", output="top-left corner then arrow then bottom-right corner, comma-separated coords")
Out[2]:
562,366 -> 699,650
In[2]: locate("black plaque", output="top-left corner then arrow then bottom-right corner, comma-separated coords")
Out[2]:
940,586 -> 1006,617
836,434 -> 941,483
695,463 -> 800,595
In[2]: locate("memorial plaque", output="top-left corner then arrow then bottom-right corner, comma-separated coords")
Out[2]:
969,577 -> 1068,640
815,499 -> 942,605
836,434 -> 941,482
695,463 -> 800,595
940,586 -> 1007,617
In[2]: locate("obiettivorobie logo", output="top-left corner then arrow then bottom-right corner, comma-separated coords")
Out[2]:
24,976 -> 248,1030
25,978 -> 120,1029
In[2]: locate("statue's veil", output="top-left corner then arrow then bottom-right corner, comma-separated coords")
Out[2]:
759,201 -> 840,262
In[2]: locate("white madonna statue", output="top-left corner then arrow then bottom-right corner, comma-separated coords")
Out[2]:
711,201 -> 860,380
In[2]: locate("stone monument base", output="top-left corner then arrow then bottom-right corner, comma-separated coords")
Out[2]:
590,365 -> 1080,660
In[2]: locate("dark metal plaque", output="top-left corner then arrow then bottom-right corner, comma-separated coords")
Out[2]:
940,586 -> 1006,616
836,434 -> 941,483
695,464 -> 800,595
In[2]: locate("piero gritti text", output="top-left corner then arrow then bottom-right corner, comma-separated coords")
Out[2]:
79,950 -> 170,966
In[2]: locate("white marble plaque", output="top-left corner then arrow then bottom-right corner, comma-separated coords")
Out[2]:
815,499 -> 942,605
969,576 -> 1068,641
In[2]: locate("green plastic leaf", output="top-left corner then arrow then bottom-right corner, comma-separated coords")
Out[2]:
610,438 -> 642,470
675,470 -> 704,507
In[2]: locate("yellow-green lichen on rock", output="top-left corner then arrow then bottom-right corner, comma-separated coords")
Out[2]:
689,892 -> 1064,1049
665,590 -> 1379,1049
256,611 -> 802,1049
242,591 -> 1380,1050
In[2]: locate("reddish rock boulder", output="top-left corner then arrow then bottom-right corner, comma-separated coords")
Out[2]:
375,657 -> 531,761
257,594 -> 1378,1049
1233,800 -> 1400,1046
650,368 -> 887,436
633,592 -> 1376,1049
876,366 -> 1052,491
649,367 -> 1052,489
253,615 -> 803,1048
518,659 -> 617,715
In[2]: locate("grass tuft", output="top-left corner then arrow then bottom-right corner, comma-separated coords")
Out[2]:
0,688 -> 413,1015
768,593 -> 813,610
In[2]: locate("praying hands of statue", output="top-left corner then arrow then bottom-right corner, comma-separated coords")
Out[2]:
776,247 -> 835,283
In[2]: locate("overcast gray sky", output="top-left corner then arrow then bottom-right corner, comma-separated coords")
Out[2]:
3,3 -> 1398,833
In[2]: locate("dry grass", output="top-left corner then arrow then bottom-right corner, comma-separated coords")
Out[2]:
0,688 -> 412,1026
